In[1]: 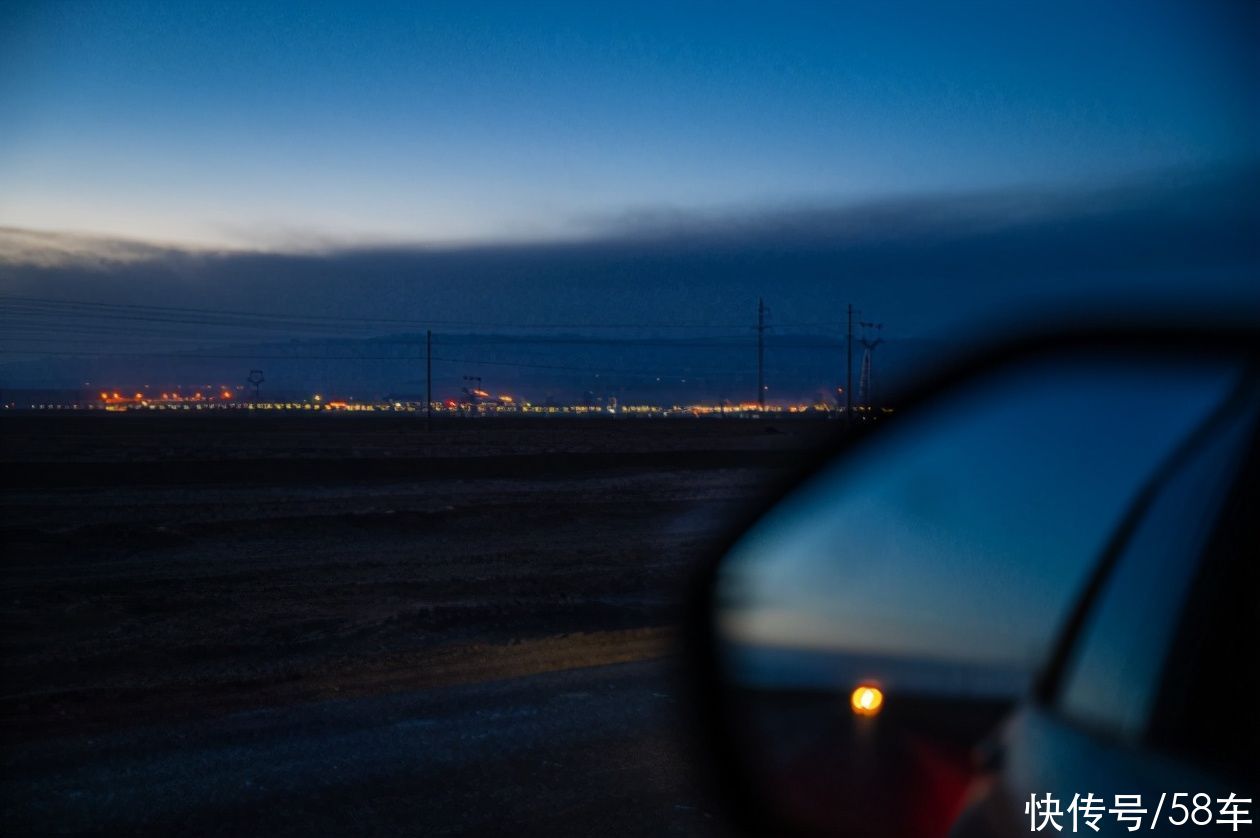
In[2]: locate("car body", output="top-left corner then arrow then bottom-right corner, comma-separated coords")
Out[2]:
953,371 -> 1259,835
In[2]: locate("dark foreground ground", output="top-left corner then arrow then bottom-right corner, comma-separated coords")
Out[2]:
0,414 -> 832,834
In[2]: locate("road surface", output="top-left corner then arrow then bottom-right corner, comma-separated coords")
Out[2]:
4,657 -> 724,835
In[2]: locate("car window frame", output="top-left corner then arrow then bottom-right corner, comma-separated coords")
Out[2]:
1144,418 -> 1260,778
1032,374 -> 1260,746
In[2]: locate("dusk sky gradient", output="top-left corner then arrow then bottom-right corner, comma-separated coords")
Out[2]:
0,1 -> 1256,394
2,0 -> 1256,249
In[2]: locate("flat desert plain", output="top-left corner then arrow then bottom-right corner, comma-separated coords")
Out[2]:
2,414 -> 831,834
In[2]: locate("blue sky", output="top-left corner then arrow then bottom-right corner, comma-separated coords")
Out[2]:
1,0 -> 1255,248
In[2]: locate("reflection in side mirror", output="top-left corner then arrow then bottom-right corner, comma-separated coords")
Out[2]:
707,350 -> 1242,836
850,684 -> 883,717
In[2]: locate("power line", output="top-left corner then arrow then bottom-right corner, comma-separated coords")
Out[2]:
0,293 -> 868,398
0,295 -> 756,331
0,334 -> 846,350
0,348 -> 758,380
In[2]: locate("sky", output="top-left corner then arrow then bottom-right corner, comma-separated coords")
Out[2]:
1,0 -> 1256,249
0,1 -> 1257,394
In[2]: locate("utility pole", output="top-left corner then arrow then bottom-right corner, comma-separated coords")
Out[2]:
756,298 -> 766,410
426,329 -> 432,432
845,303 -> 853,422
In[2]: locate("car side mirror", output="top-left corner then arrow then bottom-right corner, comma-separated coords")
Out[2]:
688,328 -> 1256,836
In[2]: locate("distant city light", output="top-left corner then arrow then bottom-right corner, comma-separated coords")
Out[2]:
22,389 -> 896,419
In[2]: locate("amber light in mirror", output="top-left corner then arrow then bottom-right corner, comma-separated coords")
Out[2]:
850,684 -> 884,716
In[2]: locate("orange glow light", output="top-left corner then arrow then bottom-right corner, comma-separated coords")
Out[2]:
850,684 -> 884,717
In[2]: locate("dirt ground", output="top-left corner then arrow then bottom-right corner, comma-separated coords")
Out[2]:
1,413 -> 834,831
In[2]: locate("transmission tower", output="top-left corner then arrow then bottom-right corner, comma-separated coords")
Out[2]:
462,375 -> 483,407
247,369 -> 265,402
858,321 -> 883,407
